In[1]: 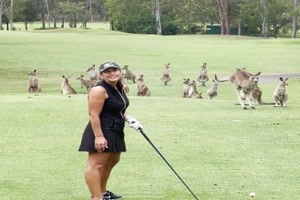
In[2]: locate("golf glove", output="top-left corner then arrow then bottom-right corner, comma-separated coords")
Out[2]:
126,117 -> 143,131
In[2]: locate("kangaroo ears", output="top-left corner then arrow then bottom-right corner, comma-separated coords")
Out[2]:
280,77 -> 289,81
256,72 -> 261,76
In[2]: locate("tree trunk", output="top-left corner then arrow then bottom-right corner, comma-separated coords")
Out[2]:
260,0 -> 268,38
89,0 -> 93,22
45,0 -> 50,28
238,17 -> 241,35
292,0 -> 299,38
24,21 -> 28,30
0,0 -> 3,30
110,21 -> 114,30
101,4 -> 106,22
9,0 -> 13,31
54,17 -> 57,28
40,0 -> 45,29
155,0 -> 162,35
238,7 -> 242,35
224,0 -> 230,35
42,13 -> 45,29
273,21 -> 278,38
61,17 -> 64,28
217,0 -> 230,35
217,0 -> 224,34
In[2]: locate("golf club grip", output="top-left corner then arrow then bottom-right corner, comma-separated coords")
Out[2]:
138,129 -> 199,200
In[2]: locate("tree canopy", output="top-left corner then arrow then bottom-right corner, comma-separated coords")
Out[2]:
0,0 -> 299,37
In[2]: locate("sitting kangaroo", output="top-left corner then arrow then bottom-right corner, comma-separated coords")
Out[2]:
188,80 -> 203,99
182,78 -> 191,98
137,75 -> 151,96
207,79 -> 219,99
61,75 -> 77,95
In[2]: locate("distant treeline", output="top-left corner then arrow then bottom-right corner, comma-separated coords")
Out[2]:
0,0 -> 299,38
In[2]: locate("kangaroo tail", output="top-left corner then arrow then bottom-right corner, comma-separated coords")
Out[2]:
260,102 -> 276,105
214,74 -> 229,82
235,101 -> 275,105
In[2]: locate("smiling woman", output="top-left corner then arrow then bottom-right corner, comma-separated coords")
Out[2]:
78,61 -> 143,200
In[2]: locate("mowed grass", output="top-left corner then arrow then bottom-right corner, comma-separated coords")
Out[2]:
1,23 -> 300,200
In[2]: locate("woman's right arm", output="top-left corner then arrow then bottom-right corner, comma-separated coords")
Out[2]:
88,86 -> 108,152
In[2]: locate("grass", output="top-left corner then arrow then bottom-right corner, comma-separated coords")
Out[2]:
1,22 -> 300,200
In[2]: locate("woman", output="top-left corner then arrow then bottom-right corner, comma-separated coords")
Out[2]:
79,62 -> 143,200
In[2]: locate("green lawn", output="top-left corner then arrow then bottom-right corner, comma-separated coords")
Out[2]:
0,24 -> 300,200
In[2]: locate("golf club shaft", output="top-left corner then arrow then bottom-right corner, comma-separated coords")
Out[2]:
139,129 -> 199,200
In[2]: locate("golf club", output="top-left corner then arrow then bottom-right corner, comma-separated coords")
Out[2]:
138,128 -> 199,200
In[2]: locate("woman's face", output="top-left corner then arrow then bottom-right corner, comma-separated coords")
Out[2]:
101,68 -> 122,83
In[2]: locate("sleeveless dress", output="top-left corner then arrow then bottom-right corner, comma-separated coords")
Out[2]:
78,80 -> 129,152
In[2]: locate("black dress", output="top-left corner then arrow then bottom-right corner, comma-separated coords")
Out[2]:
79,80 -> 129,152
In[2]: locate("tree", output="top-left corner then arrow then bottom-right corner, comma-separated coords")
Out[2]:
260,0 -> 268,37
155,0 -> 162,35
292,0 -> 299,38
170,0 -> 206,34
268,0 -> 292,38
106,0 -> 155,33
2,0 -> 24,31
20,0 -> 38,30
0,0 -> 3,30
217,0 -> 230,35
58,1 -> 86,28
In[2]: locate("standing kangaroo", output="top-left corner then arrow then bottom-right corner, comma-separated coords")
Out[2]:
86,64 -> 98,81
215,68 -> 261,109
27,69 -> 41,94
273,77 -> 288,107
76,75 -> 96,92
160,63 -> 172,85
197,63 -> 209,86
61,75 -> 77,95
122,65 -> 136,83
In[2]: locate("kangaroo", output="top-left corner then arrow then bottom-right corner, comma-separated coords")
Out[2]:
122,84 -> 130,94
137,75 -> 151,96
122,65 -> 136,83
249,85 -> 262,105
197,63 -> 209,86
182,78 -> 191,98
120,73 -> 129,94
160,63 -> 172,85
76,75 -> 96,92
27,69 -> 41,94
188,80 -> 203,99
272,77 -> 288,107
61,75 -> 77,95
86,64 -> 98,81
207,79 -> 219,99
215,68 -> 261,109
